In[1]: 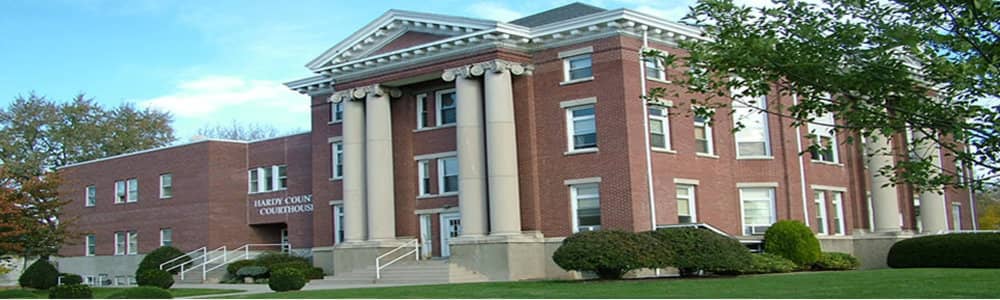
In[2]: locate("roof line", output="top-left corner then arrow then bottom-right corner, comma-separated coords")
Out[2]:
56,138 -> 249,170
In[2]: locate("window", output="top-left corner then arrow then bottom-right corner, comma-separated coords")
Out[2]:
249,169 -> 259,193
85,234 -> 95,256
694,115 -> 714,155
416,93 -> 429,129
114,180 -> 126,204
564,55 -> 593,81
114,231 -> 126,255
571,183 -> 601,232
85,185 -> 96,207
126,178 -> 138,203
676,184 -> 696,223
649,106 -> 671,150
159,174 -> 172,199
644,55 -> 666,80
160,228 -> 172,247
567,105 -> 597,151
418,160 -> 431,196
263,167 -> 274,191
831,192 -> 845,235
732,95 -> 770,157
808,112 -> 839,163
334,205 -> 344,243
952,203 -> 962,230
438,157 -> 458,194
276,165 -> 287,190
332,143 -> 344,179
814,191 -> 829,235
330,101 -> 343,123
127,231 -> 137,255
740,187 -> 775,235
249,165 -> 286,193
436,89 -> 456,126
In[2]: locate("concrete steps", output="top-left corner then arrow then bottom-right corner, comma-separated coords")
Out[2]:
174,263 -> 227,284
314,259 -> 488,285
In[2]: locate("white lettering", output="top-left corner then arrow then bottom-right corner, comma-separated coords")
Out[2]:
251,194 -> 314,215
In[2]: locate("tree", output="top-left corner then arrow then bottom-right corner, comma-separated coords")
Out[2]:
977,186 -> 1000,229
195,120 -> 288,141
648,0 -> 998,191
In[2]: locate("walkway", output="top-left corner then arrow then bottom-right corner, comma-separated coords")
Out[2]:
177,280 -> 444,298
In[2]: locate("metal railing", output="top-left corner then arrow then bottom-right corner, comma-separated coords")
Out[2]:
204,243 -> 289,274
161,246 -> 206,280
159,243 -> 289,281
375,239 -> 420,279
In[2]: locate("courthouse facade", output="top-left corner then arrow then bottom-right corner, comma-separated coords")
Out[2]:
55,3 -> 976,282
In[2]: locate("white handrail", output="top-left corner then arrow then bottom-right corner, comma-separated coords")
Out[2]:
161,246 -> 204,272
205,243 -> 288,274
375,239 -> 420,279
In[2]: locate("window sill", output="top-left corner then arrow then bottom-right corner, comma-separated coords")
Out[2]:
559,76 -> 594,86
413,123 -> 456,133
329,177 -> 342,182
647,77 -> 671,84
248,188 -> 289,195
695,153 -> 719,159
327,120 -> 342,125
737,156 -> 774,160
811,160 -> 843,167
651,147 -> 676,154
564,148 -> 598,156
417,192 -> 458,200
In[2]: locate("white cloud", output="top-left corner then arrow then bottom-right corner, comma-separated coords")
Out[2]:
140,76 -> 307,117
466,2 -> 526,22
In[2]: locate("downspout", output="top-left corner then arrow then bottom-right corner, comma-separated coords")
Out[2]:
967,144 -> 977,230
792,93 -> 810,227
639,26 -> 658,232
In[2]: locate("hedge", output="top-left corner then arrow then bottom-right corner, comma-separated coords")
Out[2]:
647,228 -> 751,276
136,246 -> 190,276
763,220 -> 821,267
887,233 -> 1000,268
19,259 -> 59,289
48,284 -> 92,299
741,253 -> 798,274
236,266 -> 269,279
137,269 -> 174,289
59,273 -> 83,285
814,252 -> 860,270
268,268 -> 307,292
553,230 -> 672,279
255,252 -> 310,270
107,287 -> 173,299
226,259 -> 259,277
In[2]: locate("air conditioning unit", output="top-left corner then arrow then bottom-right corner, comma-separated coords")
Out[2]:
749,225 -> 770,235
578,225 -> 601,232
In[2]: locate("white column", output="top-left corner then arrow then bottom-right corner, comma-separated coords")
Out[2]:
866,133 -> 902,233
455,76 -> 488,237
341,97 -> 367,242
914,129 -> 948,233
484,68 -> 522,235
365,88 -> 397,241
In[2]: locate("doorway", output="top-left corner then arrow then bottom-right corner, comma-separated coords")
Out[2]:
439,213 -> 461,257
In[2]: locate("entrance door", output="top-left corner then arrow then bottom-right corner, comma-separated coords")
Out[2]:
419,214 -> 433,258
280,228 -> 289,252
439,213 -> 461,257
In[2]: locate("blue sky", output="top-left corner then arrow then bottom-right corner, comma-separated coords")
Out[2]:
0,0 -> 711,141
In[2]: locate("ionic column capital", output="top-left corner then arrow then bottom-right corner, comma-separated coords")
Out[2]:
441,59 -> 534,82
328,84 -> 402,103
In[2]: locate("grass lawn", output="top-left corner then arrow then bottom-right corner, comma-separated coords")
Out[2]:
0,287 -> 243,298
232,268 -> 1000,299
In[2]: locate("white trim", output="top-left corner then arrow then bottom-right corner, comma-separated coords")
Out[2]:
732,95 -> 771,158
739,187 -> 777,236
417,160 -> 431,196
565,104 -> 597,151
648,105 -> 671,151
414,207 -> 460,215
642,48 -> 667,81
114,232 -> 124,256
435,88 -> 457,127
814,191 -> 829,235
563,177 -> 602,186
810,185 -> 848,192
951,202 -> 962,230
416,93 -> 429,129
126,178 -> 138,203
437,156 -> 459,194
419,214 -> 433,257
736,182 -> 779,188
329,200 -> 344,205
159,174 -> 172,199
564,148 -> 599,156
676,183 -> 697,223
559,97 -> 598,108
562,54 -> 594,83
831,192 -> 846,235
159,228 -> 172,247
694,112 -> 714,155
85,234 -> 95,256
414,151 -> 458,161
559,76 -> 595,85
85,185 -> 96,207
412,123 -> 456,133
569,182 -> 601,233
331,142 -> 344,179
673,178 -> 700,185
57,138 -> 248,170
126,231 -> 138,255
440,212 -> 461,257
330,101 -> 344,123
327,136 -> 344,143
557,46 -> 594,59
333,205 -> 345,244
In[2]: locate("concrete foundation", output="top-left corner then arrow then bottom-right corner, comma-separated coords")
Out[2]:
52,255 -> 145,285
818,233 -> 912,269
330,240 -> 410,276
447,232 -> 574,281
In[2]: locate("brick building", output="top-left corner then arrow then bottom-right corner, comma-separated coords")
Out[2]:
55,3 -> 976,283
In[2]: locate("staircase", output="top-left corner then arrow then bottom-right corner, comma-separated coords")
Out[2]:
163,243 -> 288,284
313,259 -> 488,285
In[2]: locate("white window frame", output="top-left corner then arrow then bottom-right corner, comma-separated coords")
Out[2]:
435,89 -> 457,127
416,93 -> 429,129
126,178 -> 138,203
330,101 -> 343,123
334,205 -> 344,243
814,191 -> 829,235
276,165 -> 287,190
566,104 -> 597,152
732,94 -> 771,158
644,53 -> 666,81
114,231 -> 125,256
570,182 -> 601,233
332,142 -> 344,179
808,112 -> 840,163
417,160 -> 431,196
739,187 -> 776,235
831,192 -> 846,235
114,180 -> 126,204
127,231 -> 137,255
248,169 -> 259,193
85,185 -> 96,207
159,174 -> 172,199
563,54 -> 594,83
437,157 -> 458,195
952,203 -> 962,230
159,228 -> 172,247
676,184 -> 697,223
649,106 -> 672,151
694,114 -> 714,155
85,234 -> 95,256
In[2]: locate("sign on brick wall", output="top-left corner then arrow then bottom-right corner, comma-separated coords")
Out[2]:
253,194 -> 314,215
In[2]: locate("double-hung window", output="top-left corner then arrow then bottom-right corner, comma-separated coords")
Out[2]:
160,228 -> 172,247
732,93 -> 770,157
567,105 -> 597,151
644,55 -> 666,81
676,184 -> 696,223
564,55 -> 593,82
127,231 -> 138,255
952,203 -> 962,229
571,183 -> 601,232
114,180 -> 126,204
649,106 -> 671,150
85,234 -> 96,256
438,157 -> 458,194
126,178 -> 138,203
159,174 -> 172,199
332,142 -> 344,179
740,187 -> 775,235
85,185 -> 96,207
416,93 -> 429,129
808,112 -> 839,163
417,160 -> 432,196
330,101 -> 343,123
814,191 -> 829,235
334,205 -> 345,243
248,165 -> 286,193
831,192 -> 845,235
694,115 -> 714,155
249,169 -> 259,193
263,167 -> 274,191
436,89 -> 457,126
114,231 -> 126,255
277,165 -> 288,190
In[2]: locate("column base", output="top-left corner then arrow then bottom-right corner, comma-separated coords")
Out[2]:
330,238 -> 413,276
447,231 -> 574,281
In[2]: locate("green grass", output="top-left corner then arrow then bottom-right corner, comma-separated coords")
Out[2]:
0,287 -> 243,298
232,268 -> 1000,299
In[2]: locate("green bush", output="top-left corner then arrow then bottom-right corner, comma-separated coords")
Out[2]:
59,273 -> 83,285
255,252 -> 310,270
763,220 -> 821,267
307,267 -> 326,280
107,286 -> 173,299
887,233 -> 1000,268
647,228 -> 751,276
268,268 -> 307,292
268,261 -> 323,280
136,246 -> 190,276
19,259 -> 59,289
814,252 -> 860,270
553,230 -> 671,280
48,284 -> 92,299
226,259 -> 259,277
741,253 -> 798,274
137,269 -> 174,289
236,266 -> 269,279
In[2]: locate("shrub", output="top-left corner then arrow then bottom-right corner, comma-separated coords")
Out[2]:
254,252 -> 310,270
48,284 -> 92,299
236,266 -> 269,279
226,259 -> 259,277
553,230 -> 671,280
268,261 -> 323,280
763,220 -> 821,267
136,246 -> 190,276
741,253 -> 798,274
814,252 -> 860,270
19,259 -> 59,289
59,273 -> 83,285
887,233 -> 1000,268
137,269 -> 174,289
647,228 -> 751,276
107,286 -> 173,299
268,268 -> 307,292
307,267 -> 326,280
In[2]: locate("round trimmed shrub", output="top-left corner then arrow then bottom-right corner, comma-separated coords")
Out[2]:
59,273 -> 83,285
763,220 -> 821,267
887,233 -> 1000,268
255,252 -> 310,270
19,259 -> 59,289
269,261 -> 311,272
137,269 -> 174,289
741,253 -> 798,274
553,230 -> 672,280
48,284 -> 92,299
647,228 -> 751,276
226,259 -> 259,277
236,266 -> 269,279
107,286 -> 173,299
814,252 -> 860,270
268,268 -> 306,292
306,267 -> 325,280
137,246 -> 190,276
